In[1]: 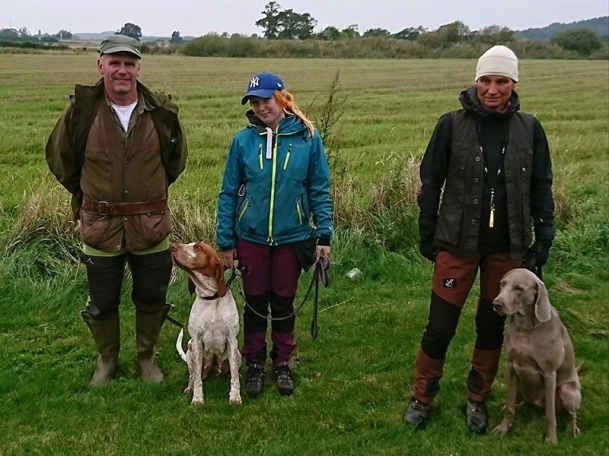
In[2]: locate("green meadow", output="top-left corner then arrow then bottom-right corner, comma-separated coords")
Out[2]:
0,54 -> 608,455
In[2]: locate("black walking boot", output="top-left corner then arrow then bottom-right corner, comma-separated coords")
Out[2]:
403,398 -> 430,428
465,399 -> 488,434
245,363 -> 265,398
273,364 -> 294,396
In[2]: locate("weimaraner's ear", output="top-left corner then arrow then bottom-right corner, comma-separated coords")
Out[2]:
534,275 -> 552,323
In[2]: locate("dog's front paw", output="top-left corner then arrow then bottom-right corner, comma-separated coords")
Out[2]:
544,432 -> 558,444
191,397 -> 204,406
491,421 -> 511,436
230,391 -> 242,405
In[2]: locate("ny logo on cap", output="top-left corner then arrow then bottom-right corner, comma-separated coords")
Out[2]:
249,77 -> 259,88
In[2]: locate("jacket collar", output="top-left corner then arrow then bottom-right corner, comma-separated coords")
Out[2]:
74,79 -> 178,115
459,85 -> 520,119
246,110 -> 307,135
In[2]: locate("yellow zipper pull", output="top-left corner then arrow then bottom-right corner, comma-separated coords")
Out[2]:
489,188 -> 495,228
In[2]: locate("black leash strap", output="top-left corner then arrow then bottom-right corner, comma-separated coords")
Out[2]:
310,257 -> 330,339
164,304 -> 184,329
235,258 -> 329,338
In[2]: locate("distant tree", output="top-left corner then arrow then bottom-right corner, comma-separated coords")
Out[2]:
552,28 -> 602,55
363,28 -> 391,38
318,26 -> 341,40
478,25 -> 514,44
418,21 -> 471,48
276,9 -> 317,39
256,1 -> 282,39
256,2 -> 316,40
170,31 -> 183,44
56,29 -> 72,40
340,24 -> 360,39
0,28 -> 20,40
393,26 -> 425,40
117,22 -> 142,40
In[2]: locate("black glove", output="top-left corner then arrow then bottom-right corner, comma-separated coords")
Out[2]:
418,215 -> 437,262
524,239 -> 552,272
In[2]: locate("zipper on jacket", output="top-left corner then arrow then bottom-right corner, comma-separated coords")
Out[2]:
267,127 -> 279,245
238,199 -> 249,221
296,200 -> 303,224
283,144 -> 292,170
258,144 -> 263,169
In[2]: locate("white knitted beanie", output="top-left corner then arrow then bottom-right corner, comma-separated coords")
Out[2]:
475,45 -> 519,82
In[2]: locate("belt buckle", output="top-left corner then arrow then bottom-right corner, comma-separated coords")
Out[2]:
97,201 -> 111,216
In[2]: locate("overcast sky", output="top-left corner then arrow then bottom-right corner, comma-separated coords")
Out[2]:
3,0 -> 607,36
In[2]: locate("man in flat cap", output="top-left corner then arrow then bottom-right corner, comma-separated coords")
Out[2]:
403,45 -> 555,432
46,34 -> 187,385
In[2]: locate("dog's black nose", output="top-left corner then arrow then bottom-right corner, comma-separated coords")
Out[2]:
492,302 -> 503,313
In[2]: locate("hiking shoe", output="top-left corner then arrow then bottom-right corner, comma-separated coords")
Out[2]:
465,399 -> 488,434
403,398 -> 430,428
245,363 -> 265,398
273,364 -> 294,396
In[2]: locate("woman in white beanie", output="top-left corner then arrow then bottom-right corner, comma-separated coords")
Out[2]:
403,45 -> 555,434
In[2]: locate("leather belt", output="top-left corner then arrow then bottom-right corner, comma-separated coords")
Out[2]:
82,196 -> 167,216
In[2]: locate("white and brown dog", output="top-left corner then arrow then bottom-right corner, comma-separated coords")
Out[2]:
171,242 -> 241,405
492,268 -> 581,444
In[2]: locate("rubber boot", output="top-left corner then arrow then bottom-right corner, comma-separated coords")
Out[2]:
82,311 -> 120,386
135,305 -> 170,383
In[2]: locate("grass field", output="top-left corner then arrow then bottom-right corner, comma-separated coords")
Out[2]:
0,54 -> 608,455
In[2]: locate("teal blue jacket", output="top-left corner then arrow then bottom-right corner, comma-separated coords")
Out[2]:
216,113 -> 332,250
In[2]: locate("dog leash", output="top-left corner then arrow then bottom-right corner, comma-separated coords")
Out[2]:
232,258 -> 329,339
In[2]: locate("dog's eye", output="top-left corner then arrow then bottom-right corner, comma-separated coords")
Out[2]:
514,285 -> 524,292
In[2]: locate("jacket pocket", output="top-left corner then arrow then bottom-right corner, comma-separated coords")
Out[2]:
296,200 -> 303,224
79,209 -> 112,247
131,211 -> 171,249
238,198 -> 250,221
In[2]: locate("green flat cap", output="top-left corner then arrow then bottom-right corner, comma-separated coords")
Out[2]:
99,34 -> 142,59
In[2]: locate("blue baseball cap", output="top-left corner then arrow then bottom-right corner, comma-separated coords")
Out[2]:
241,72 -> 285,105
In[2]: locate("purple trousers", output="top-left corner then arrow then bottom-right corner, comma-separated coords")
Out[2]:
237,239 -> 301,365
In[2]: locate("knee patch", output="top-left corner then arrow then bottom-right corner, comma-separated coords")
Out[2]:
421,292 -> 461,359
270,293 -> 295,333
244,293 -> 269,332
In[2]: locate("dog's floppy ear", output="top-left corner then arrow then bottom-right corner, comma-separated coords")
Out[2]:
214,259 -> 228,297
533,274 -> 552,323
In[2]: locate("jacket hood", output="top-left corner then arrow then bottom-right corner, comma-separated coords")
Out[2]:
246,110 -> 307,135
459,86 -> 520,119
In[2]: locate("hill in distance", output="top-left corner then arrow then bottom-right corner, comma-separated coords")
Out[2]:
517,16 -> 608,40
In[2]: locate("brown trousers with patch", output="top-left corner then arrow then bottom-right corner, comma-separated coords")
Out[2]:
411,251 -> 521,404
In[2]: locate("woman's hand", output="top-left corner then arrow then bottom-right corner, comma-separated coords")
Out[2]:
316,245 -> 330,262
221,249 -> 236,269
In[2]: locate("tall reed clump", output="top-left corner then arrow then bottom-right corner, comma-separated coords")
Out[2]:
311,71 -> 420,253
2,178 -> 80,279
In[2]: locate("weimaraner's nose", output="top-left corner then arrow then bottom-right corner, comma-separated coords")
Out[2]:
492,299 -> 503,313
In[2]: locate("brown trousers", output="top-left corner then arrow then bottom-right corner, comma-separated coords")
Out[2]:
411,251 -> 521,403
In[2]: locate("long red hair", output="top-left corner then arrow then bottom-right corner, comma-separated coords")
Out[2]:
272,90 -> 314,138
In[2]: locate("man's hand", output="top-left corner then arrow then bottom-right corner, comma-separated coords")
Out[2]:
221,249 -> 236,269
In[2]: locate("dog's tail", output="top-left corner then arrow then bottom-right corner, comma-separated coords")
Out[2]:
176,329 -> 188,363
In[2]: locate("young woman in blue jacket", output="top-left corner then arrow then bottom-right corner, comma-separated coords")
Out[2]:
216,72 -> 332,398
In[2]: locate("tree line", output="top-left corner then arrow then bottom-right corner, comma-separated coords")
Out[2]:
1,4 -> 606,58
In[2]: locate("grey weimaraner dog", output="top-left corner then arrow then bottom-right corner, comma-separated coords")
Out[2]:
492,268 -> 581,444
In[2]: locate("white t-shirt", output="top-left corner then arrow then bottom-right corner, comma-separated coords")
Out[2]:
111,101 -> 137,132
